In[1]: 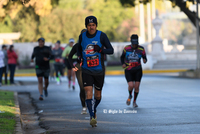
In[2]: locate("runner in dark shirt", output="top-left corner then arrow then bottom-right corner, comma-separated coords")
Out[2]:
120,34 -> 147,107
68,29 -> 87,115
31,37 -> 52,100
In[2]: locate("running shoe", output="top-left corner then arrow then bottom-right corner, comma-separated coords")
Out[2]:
44,89 -> 48,97
81,107 -> 87,114
90,117 -> 97,127
39,95 -> 43,101
126,97 -> 132,106
72,85 -> 75,90
133,101 -> 138,107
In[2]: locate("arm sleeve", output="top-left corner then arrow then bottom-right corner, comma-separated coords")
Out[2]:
142,48 -> 147,62
31,48 -> 35,60
68,44 -> 78,68
120,48 -> 126,65
77,34 -> 83,58
14,52 -> 18,59
100,32 -> 114,54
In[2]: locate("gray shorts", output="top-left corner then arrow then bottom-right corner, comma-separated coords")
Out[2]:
35,68 -> 50,78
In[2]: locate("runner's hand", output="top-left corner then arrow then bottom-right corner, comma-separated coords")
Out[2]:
43,57 -> 49,61
122,64 -> 126,68
143,59 -> 147,63
31,59 -> 34,62
72,67 -> 79,71
94,45 -> 102,53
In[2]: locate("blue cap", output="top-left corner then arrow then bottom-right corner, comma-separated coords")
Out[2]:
56,40 -> 61,44
38,37 -> 45,42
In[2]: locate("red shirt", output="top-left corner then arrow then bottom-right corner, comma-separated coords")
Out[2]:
7,50 -> 18,64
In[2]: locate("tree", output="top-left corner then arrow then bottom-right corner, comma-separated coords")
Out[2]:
120,0 -> 199,30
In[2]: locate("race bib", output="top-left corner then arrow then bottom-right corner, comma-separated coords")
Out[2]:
87,55 -> 99,67
129,62 -> 138,67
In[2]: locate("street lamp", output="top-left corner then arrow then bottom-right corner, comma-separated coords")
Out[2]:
196,0 -> 200,72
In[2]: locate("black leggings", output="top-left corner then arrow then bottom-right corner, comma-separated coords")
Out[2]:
54,64 -> 64,77
8,64 -> 16,84
75,63 -> 86,107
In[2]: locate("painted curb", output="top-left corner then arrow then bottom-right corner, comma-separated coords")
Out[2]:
14,69 -> 188,77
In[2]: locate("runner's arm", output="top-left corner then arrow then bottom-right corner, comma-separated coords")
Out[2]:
120,48 -> 126,65
68,44 -> 77,68
31,48 -> 35,61
100,33 -> 114,55
77,34 -> 83,58
142,48 -> 147,63
62,47 -> 68,58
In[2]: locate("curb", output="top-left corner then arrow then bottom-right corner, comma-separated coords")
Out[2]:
14,69 -> 188,77
14,92 -> 24,134
105,69 -> 187,75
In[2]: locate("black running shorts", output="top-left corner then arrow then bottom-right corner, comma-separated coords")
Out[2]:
35,68 -> 50,78
125,68 -> 143,82
64,58 -> 77,70
82,72 -> 105,91
64,58 -> 71,70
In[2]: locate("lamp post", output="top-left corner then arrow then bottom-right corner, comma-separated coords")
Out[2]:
196,0 -> 200,73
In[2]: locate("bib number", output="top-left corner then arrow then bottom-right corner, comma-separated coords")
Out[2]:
129,62 -> 139,67
87,55 -> 99,67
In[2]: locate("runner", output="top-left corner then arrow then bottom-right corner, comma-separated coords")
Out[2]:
52,41 -> 64,85
120,34 -> 147,107
31,37 -> 52,100
62,38 -> 77,90
68,29 -> 87,114
75,16 -> 114,127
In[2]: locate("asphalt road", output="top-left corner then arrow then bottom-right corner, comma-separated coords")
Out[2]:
2,74 -> 200,134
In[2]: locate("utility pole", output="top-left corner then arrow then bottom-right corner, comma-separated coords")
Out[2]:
152,0 -> 156,39
147,2 -> 152,43
196,0 -> 200,72
139,0 -> 145,43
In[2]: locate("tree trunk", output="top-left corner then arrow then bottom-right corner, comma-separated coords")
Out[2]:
176,1 -> 200,32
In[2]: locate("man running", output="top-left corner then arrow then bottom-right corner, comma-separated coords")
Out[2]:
120,34 -> 147,107
62,38 -> 77,90
75,16 -> 114,127
52,41 -> 64,85
31,37 -> 52,100
68,29 -> 87,114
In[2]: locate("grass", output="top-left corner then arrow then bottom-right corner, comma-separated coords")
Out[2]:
106,65 -> 123,71
1,80 -> 11,85
15,68 -> 35,74
0,90 -> 16,134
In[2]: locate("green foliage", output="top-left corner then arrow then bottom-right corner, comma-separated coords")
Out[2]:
0,15 -> 13,33
0,90 -> 16,134
85,0 -> 134,41
12,7 -> 39,42
38,8 -> 88,43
